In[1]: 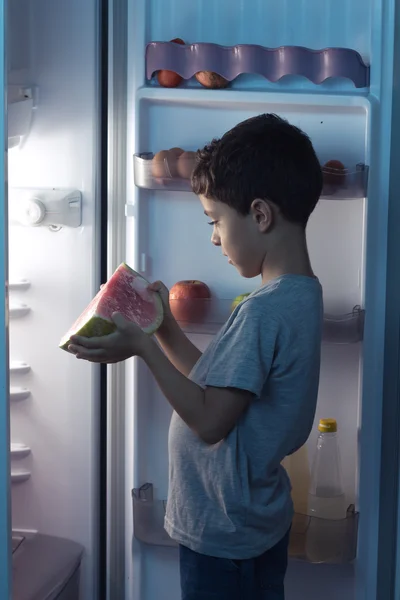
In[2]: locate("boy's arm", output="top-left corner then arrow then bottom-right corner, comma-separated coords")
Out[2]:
69,320 -> 250,444
154,315 -> 202,377
141,336 -> 252,444
68,296 -> 276,443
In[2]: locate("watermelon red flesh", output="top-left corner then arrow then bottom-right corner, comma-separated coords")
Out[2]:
59,263 -> 164,351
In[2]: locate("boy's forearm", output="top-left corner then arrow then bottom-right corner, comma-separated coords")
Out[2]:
154,316 -> 202,376
141,337 -> 207,433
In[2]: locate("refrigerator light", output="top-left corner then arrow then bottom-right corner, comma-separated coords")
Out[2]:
8,188 -> 82,228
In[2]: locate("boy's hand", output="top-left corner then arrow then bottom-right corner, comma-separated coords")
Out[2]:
147,281 -> 175,327
68,313 -> 151,363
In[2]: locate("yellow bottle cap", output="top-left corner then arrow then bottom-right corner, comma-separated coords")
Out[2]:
318,418 -> 337,433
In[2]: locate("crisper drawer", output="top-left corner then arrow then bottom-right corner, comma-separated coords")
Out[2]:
12,533 -> 83,600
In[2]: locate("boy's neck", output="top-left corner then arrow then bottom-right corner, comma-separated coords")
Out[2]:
260,225 -> 314,285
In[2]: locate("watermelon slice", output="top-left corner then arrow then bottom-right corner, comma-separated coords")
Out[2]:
59,263 -> 164,351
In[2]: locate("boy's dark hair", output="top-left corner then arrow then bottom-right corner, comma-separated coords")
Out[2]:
191,113 -> 323,227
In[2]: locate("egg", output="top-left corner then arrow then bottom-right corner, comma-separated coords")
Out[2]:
156,38 -> 185,88
322,160 -> 347,186
168,147 -> 184,177
195,71 -> 229,89
177,151 -> 196,179
151,150 -> 170,178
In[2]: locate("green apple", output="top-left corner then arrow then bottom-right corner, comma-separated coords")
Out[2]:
231,293 -> 251,313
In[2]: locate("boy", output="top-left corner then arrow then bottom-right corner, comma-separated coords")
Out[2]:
69,113 -> 324,600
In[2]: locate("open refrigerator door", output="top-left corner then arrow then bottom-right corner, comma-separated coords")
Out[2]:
5,0 -> 103,598
0,0 -> 11,597
105,0 -> 400,599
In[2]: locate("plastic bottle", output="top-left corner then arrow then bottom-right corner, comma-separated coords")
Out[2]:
282,444 -> 310,515
306,418 -> 347,562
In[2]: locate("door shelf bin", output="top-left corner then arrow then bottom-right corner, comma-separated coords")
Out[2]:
133,484 -> 177,548
321,164 -> 368,200
132,484 -> 358,564
134,154 -> 369,200
170,298 -> 365,344
323,307 -> 365,344
145,42 -> 370,89
290,509 -> 359,564
134,153 -> 194,191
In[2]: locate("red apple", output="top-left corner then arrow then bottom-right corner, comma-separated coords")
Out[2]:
169,280 -> 211,323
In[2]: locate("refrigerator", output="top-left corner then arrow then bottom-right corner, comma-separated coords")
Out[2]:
1,0 -> 400,599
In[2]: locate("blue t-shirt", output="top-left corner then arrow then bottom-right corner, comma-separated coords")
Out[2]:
165,275 -> 323,559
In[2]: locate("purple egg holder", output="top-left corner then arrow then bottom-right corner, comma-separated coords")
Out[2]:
146,42 -> 370,88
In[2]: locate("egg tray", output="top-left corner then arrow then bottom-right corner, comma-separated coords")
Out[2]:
132,483 -> 359,564
134,153 -> 369,200
146,42 -> 370,89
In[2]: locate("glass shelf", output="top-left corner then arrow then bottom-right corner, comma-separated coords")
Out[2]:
132,483 -> 358,564
170,298 -> 232,335
168,298 -> 365,343
145,42 -> 370,89
133,153 -> 369,200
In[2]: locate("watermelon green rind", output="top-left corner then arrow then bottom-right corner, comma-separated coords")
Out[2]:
59,263 -> 164,352
59,316 -> 117,351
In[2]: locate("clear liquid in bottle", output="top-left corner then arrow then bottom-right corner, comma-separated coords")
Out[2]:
306,418 -> 347,563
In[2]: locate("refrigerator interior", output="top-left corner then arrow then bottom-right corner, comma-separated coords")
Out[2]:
122,1 -> 377,600
7,0 -> 100,598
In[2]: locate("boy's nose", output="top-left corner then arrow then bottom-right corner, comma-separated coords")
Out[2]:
211,231 -> 221,246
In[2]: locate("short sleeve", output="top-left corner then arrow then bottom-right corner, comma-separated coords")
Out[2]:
204,299 -> 280,398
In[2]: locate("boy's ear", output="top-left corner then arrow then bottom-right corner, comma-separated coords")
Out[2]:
250,199 -> 274,232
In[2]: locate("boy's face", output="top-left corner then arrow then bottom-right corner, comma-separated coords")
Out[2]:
199,195 -> 269,279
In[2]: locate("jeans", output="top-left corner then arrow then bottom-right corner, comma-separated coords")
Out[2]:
179,529 -> 290,600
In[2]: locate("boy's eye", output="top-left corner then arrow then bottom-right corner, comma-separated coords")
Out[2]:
208,221 -> 217,226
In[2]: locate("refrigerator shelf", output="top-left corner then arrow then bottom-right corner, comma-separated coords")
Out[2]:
10,443 -> 31,459
11,470 -> 31,484
10,387 -> 31,402
169,298 -> 365,343
132,484 -> 358,564
133,154 -> 369,200
10,361 -> 31,375
9,279 -> 31,291
9,303 -> 31,319
146,42 -> 370,89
